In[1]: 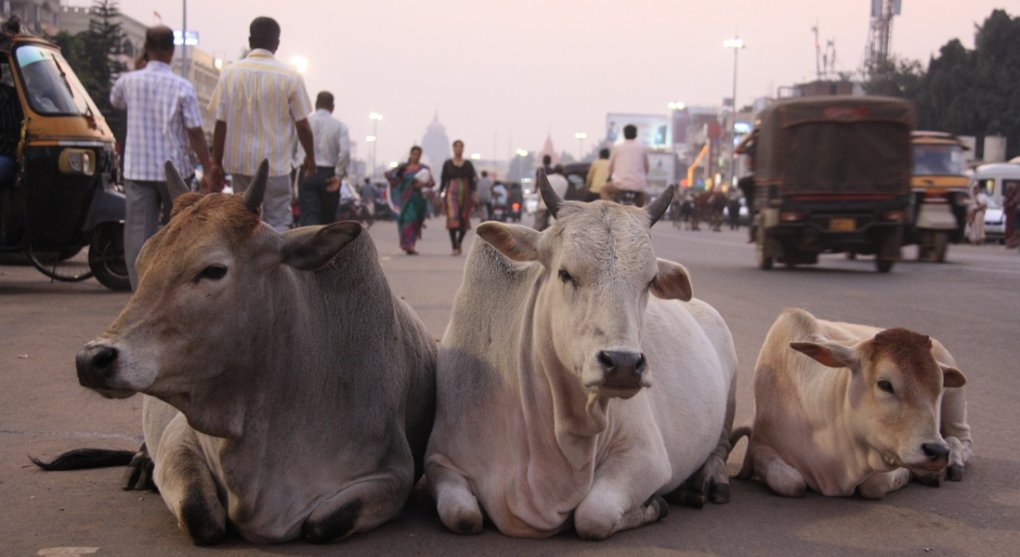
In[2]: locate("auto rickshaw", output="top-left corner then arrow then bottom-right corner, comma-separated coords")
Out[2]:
0,33 -> 128,290
904,131 -> 970,262
740,96 -> 914,273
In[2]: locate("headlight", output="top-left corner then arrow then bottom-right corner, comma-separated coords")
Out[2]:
58,148 -> 96,176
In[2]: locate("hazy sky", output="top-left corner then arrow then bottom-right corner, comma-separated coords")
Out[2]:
95,0 -> 1010,165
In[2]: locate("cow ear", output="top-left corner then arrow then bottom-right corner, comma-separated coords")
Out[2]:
651,258 -> 692,301
941,364 -> 966,389
477,222 -> 540,262
790,341 -> 857,369
281,221 -> 362,270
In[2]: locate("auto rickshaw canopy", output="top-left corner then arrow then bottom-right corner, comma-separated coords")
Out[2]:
747,95 -> 915,196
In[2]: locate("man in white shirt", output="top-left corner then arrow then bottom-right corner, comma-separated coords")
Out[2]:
605,124 -> 650,207
209,16 -> 315,231
298,91 -> 350,225
110,25 -> 216,289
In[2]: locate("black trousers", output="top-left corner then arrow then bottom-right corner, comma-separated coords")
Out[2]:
299,166 -> 339,226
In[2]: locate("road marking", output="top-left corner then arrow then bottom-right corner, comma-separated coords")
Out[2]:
38,548 -> 99,556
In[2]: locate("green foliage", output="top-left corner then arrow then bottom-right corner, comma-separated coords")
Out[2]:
864,9 -> 1020,159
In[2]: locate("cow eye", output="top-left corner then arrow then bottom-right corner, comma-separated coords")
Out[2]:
194,265 -> 228,282
877,379 -> 895,394
558,269 -> 575,286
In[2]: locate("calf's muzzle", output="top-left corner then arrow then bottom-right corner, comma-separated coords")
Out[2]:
76,344 -> 119,390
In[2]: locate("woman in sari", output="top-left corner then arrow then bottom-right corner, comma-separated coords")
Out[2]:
439,140 -> 477,255
385,146 -> 433,255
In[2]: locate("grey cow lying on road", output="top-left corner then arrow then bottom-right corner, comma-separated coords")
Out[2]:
734,308 -> 971,499
60,161 -> 437,544
426,171 -> 738,539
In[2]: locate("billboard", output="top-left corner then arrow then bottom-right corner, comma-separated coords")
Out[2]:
606,113 -> 671,148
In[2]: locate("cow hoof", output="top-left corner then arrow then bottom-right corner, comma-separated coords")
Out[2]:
122,444 -> 156,491
709,480 -> 731,504
455,517 -> 483,535
646,495 -> 670,522
913,472 -> 942,487
947,464 -> 964,482
181,500 -> 225,546
302,499 -> 363,543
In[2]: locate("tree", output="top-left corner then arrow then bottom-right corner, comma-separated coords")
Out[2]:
864,9 -> 1020,159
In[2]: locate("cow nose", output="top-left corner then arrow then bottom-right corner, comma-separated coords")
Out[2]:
76,345 -> 119,387
597,350 -> 647,387
921,442 -> 950,462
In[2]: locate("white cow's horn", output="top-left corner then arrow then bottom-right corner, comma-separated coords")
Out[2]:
243,159 -> 270,214
537,168 -> 562,218
646,184 -> 676,226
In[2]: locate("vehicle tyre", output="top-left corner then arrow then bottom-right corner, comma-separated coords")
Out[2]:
89,222 -> 130,291
876,258 -> 894,273
845,251 -> 857,260
756,229 -> 773,270
933,232 -> 948,263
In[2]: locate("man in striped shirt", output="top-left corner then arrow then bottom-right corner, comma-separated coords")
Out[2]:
209,16 -> 315,232
110,25 -> 216,290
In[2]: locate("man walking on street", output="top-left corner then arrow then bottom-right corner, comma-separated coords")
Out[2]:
298,91 -> 350,225
110,25 -> 217,290
209,16 -> 315,231
476,170 -> 493,221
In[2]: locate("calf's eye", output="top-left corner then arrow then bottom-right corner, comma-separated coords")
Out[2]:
558,269 -> 574,284
194,265 -> 228,282
877,379 -> 895,394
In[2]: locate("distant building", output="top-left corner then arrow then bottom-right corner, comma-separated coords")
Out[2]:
3,0 -> 60,36
421,112 -> 450,168
777,79 -> 865,98
60,4 -> 146,65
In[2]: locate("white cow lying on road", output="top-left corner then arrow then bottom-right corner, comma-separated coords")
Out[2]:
426,171 -> 738,539
69,162 -> 437,544
736,308 -> 971,499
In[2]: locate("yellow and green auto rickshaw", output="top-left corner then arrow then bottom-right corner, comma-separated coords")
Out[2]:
905,131 -> 970,262
0,33 -> 128,290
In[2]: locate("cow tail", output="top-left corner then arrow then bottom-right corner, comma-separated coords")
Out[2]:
30,448 -> 135,471
729,426 -> 754,480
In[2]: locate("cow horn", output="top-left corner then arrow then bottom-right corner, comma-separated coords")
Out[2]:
160,161 -> 192,224
537,168 -> 562,218
645,184 -> 676,226
243,159 -> 270,214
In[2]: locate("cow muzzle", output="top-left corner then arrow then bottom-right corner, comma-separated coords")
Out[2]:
589,350 -> 649,397
76,344 -> 133,398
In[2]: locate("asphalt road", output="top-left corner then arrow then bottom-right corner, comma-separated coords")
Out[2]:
3,213 -> 1019,557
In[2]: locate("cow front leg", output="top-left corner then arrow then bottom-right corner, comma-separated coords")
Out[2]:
428,463 -> 483,535
574,454 -> 670,540
752,444 -> 807,497
574,478 -> 669,540
302,472 -> 412,543
858,468 -> 910,499
945,435 -> 971,481
152,419 -> 226,545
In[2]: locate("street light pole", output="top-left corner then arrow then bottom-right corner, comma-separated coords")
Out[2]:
369,112 -> 383,178
723,37 -> 745,190
181,0 -> 188,79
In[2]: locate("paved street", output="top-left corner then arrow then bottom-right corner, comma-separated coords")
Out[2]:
2,213 -> 1019,556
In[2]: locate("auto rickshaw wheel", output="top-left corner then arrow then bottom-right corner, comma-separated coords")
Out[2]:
88,222 -> 130,291
876,258 -> 895,273
756,229 -> 773,270
28,245 -> 93,282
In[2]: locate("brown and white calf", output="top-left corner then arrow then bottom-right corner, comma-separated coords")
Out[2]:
737,308 -> 970,499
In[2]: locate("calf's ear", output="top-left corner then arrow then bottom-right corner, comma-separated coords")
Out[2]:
941,365 -> 966,389
790,341 -> 858,369
651,258 -> 692,301
477,222 -> 540,262
281,221 -> 363,270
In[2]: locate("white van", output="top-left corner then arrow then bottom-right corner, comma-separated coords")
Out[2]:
972,163 -> 1020,242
